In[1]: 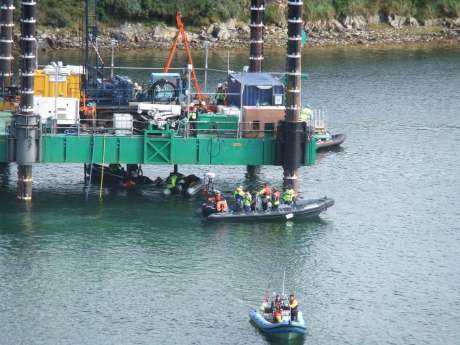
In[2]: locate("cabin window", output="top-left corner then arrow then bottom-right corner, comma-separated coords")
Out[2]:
274,94 -> 283,105
252,121 -> 260,130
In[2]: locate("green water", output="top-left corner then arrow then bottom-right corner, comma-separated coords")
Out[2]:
1,45 -> 460,345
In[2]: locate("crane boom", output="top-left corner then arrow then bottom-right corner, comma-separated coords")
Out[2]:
164,12 -> 204,102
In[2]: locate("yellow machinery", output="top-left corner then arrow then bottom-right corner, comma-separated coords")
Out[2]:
0,101 -> 16,111
34,68 -> 82,99
0,64 -> 83,111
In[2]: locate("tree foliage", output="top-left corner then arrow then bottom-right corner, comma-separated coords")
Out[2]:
97,0 -> 244,26
27,0 -> 460,28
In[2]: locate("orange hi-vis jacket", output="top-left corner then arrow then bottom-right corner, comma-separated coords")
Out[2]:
216,199 -> 228,212
260,186 -> 272,197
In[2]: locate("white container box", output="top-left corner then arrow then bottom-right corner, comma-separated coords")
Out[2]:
34,96 -> 80,125
113,113 -> 133,136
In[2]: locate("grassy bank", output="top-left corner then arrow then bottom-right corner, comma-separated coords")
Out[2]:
301,0 -> 460,20
30,0 -> 460,29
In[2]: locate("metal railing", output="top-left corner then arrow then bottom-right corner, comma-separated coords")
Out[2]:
40,118 -> 278,140
308,108 -> 328,130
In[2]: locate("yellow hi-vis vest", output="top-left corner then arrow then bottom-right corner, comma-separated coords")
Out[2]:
300,107 -> 313,122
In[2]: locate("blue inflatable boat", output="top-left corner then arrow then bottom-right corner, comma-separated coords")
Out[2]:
249,309 -> 306,338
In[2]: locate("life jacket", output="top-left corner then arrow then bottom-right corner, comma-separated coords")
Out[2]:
216,199 -> 228,212
289,298 -> 298,311
234,188 -> 245,200
166,174 -> 178,189
272,191 -> 281,206
243,193 -> 252,206
282,189 -> 294,203
259,186 -> 272,198
300,107 -> 313,122
274,309 -> 282,323
209,193 -> 222,203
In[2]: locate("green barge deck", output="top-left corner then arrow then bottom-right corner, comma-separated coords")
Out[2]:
0,111 -> 316,166
0,132 -> 316,166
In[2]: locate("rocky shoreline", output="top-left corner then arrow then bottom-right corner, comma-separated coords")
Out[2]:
35,15 -> 460,51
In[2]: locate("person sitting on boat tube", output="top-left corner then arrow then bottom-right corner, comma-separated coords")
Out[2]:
282,188 -> 296,205
273,306 -> 283,323
166,172 -> 185,192
271,294 -> 282,311
271,189 -> 281,210
213,191 -> 228,213
233,186 -> 245,211
243,191 -> 252,212
166,173 -> 179,191
289,294 -> 299,321
258,183 -> 273,211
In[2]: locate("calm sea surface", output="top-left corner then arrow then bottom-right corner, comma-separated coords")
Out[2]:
1,46 -> 459,345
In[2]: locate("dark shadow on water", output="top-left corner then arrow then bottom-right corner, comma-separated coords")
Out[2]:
0,163 -> 10,190
317,145 -> 345,154
263,335 -> 305,345
316,146 -> 345,162
244,172 -> 265,191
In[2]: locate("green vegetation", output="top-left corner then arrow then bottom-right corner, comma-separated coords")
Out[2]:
97,0 -> 249,26
265,3 -> 286,25
304,0 -> 336,20
20,0 -> 460,29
